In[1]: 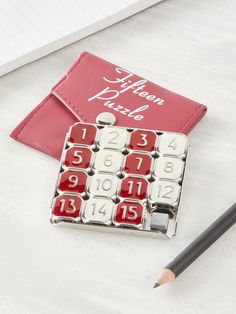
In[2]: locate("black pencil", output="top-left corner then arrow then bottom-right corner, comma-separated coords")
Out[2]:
153,202 -> 236,288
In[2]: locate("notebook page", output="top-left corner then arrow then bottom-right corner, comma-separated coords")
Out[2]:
0,0 -> 162,76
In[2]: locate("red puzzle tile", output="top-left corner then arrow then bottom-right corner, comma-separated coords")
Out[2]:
125,152 -> 152,175
64,146 -> 92,169
69,123 -> 97,145
58,170 -> 88,193
52,194 -> 82,219
114,201 -> 144,226
120,176 -> 148,200
129,130 -> 157,152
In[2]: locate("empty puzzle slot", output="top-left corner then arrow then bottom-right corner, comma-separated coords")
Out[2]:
150,212 -> 169,232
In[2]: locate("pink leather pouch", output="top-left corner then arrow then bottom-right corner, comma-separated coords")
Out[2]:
10,52 -> 207,160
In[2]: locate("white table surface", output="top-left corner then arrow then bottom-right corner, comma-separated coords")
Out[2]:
1,0 -> 236,313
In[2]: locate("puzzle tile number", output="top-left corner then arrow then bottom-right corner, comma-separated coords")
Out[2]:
58,170 -> 88,193
52,194 -> 82,220
94,150 -> 123,173
114,201 -> 144,228
124,153 -> 152,175
83,198 -> 114,225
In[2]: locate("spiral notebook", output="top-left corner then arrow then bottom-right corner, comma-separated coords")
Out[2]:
0,0 -> 162,77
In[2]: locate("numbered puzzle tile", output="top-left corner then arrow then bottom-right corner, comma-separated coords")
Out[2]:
119,176 -> 148,200
124,152 -> 152,175
158,133 -> 188,156
149,180 -> 181,207
113,201 -> 145,228
154,157 -> 184,180
129,130 -> 157,152
58,170 -> 88,193
69,123 -> 97,145
98,127 -> 128,150
94,149 -> 124,173
52,194 -> 82,221
83,197 -> 114,225
64,146 -> 92,169
89,173 -> 119,197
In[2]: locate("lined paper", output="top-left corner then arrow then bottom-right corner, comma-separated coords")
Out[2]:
0,0 -> 162,76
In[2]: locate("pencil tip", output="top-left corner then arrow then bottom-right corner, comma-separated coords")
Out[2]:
153,282 -> 160,289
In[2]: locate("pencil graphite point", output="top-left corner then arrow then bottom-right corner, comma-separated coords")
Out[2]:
153,268 -> 175,289
153,282 -> 160,289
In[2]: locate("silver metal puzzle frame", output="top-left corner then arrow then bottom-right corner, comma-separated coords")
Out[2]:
50,122 -> 189,238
